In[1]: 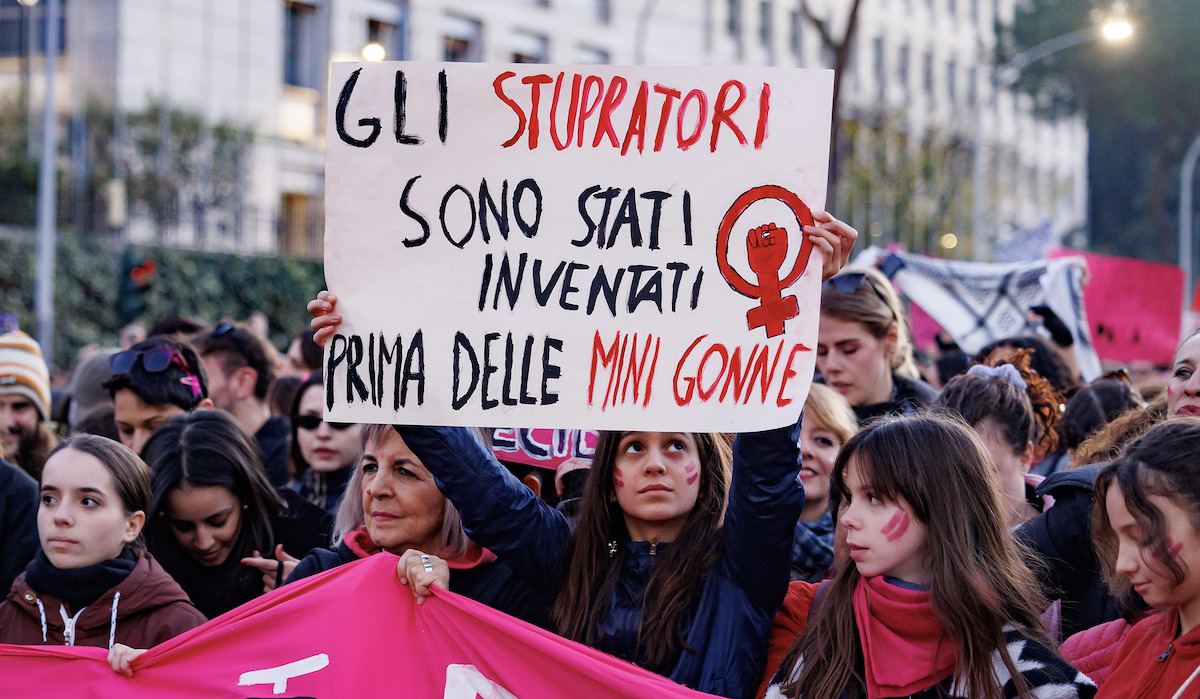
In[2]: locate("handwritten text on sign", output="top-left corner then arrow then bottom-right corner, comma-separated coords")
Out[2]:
323,62 -> 833,431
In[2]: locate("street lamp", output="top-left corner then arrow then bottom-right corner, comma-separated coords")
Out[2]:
1180,131 -> 1200,320
970,12 -> 1133,261
33,0 -> 58,359
362,42 -> 386,62
17,0 -> 39,161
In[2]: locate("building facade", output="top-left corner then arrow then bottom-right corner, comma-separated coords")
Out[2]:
5,0 -> 1085,259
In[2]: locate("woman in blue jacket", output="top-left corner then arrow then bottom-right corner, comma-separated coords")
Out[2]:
393,424 -> 801,699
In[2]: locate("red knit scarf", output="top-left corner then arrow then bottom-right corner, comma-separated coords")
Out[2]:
342,526 -> 497,568
852,576 -> 957,698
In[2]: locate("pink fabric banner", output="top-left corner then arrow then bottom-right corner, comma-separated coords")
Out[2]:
0,553 -> 714,698
1050,249 -> 1183,366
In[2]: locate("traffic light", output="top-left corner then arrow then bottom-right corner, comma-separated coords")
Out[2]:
118,251 -> 156,326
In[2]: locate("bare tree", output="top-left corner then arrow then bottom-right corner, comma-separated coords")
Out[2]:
797,0 -> 864,194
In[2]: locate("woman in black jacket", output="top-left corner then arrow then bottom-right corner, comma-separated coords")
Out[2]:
141,410 -> 330,618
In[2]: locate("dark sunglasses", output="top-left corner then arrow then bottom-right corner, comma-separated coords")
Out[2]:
110,347 -> 188,375
822,271 -> 895,316
212,322 -> 252,360
294,415 -> 354,431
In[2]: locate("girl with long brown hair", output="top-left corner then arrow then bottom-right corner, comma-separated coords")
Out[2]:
387,424 -> 800,699
766,413 -> 1095,699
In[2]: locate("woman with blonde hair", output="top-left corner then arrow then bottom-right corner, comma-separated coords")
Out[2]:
791,383 -> 857,582
817,268 -> 936,424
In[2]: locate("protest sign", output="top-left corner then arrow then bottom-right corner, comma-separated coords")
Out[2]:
323,62 -> 833,431
0,554 -> 715,698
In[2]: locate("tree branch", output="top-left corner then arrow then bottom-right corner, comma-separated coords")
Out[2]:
797,0 -> 836,52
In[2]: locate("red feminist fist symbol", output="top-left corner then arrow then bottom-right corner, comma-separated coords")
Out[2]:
716,185 -> 815,338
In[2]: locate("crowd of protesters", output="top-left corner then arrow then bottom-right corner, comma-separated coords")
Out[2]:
1,212 -> 1199,698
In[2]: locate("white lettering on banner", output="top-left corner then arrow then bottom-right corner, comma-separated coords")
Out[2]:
444,664 -> 521,699
237,653 -> 330,694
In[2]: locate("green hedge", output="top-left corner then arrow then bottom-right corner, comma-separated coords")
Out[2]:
0,230 -> 325,369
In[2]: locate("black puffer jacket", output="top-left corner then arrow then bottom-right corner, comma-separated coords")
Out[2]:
851,374 -> 938,424
392,422 -> 802,699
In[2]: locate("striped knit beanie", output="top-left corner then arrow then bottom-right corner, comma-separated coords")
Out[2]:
0,331 -> 51,421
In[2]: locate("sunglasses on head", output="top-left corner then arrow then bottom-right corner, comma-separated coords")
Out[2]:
822,271 -> 895,315
212,322 -> 252,361
110,347 -> 189,375
294,415 -> 354,431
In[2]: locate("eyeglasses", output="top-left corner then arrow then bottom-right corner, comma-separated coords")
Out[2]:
110,347 -> 189,375
294,415 -> 354,431
822,271 -> 895,317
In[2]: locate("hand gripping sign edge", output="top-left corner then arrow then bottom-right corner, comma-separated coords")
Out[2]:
715,184 -> 816,338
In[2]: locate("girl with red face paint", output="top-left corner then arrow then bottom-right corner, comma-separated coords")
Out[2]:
1092,418 -> 1200,698
764,413 -> 1095,699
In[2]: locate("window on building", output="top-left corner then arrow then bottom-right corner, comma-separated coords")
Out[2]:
946,58 -> 957,105
0,1 -> 65,58
971,0 -> 979,23
789,9 -> 802,58
727,0 -> 741,36
873,36 -> 885,101
575,45 -> 610,64
280,193 -> 323,258
967,65 -> 977,107
947,0 -> 957,19
284,2 -> 320,89
897,43 -> 910,95
442,14 -> 483,62
759,0 -> 771,45
367,19 -> 396,60
510,31 -> 548,63
821,43 -> 836,70
593,0 -> 611,24
923,51 -> 934,102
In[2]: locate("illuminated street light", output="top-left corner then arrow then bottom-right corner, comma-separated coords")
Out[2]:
971,13 -> 1135,261
940,234 -> 959,251
1101,18 -> 1134,41
362,42 -> 386,62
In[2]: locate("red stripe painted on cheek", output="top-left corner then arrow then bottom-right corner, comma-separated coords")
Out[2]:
614,467 -> 625,489
685,461 -> 698,485
881,511 -> 910,542
1166,537 -> 1184,560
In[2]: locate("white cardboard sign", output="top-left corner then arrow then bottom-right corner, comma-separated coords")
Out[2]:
323,62 -> 832,431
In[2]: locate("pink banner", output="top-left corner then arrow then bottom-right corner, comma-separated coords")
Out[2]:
1050,249 -> 1183,366
0,553 -> 713,698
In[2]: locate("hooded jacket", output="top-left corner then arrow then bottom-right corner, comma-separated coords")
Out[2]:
1096,609 -> 1200,698
0,550 -> 206,648
393,422 -> 802,699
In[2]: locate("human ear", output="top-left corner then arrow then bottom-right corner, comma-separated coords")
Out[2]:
234,366 -> 258,399
1018,443 -> 1035,476
124,511 -> 146,542
196,398 -> 215,409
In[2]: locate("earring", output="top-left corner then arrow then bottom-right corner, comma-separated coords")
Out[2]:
607,541 -> 618,557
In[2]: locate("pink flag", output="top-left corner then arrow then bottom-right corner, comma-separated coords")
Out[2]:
0,553 -> 714,698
